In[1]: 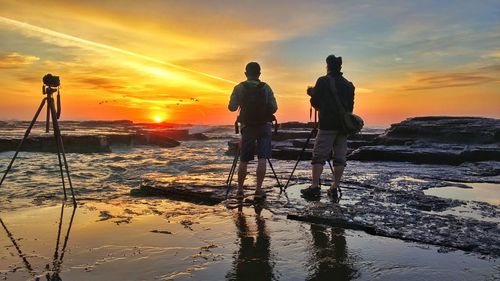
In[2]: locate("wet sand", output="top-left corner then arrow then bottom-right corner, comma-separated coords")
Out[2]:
1,198 -> 499,281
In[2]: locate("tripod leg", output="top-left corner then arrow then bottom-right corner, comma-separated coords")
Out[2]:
0,98 -> 47,186
267,158 -> 282,190
225,147 -> 240,198
48,98 -> 67,200
284,128 -> 316,190
327,160 -> 334,174
50,99 -> 76,206
327,159 -> 342,198
226,146 -> 239,185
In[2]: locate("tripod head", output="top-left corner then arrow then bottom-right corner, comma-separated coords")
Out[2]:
41,73 -> 62,121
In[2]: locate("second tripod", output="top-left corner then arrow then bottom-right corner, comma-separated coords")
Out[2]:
283,109 -> 337,195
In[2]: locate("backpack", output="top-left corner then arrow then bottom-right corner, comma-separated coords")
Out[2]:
238,82 -> 273,125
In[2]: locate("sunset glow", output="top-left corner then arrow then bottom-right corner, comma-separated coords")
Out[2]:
0,1 -> 498,125
154,115 -> 163,123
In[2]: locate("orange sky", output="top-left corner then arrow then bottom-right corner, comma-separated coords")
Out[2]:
0,0 -> 498,126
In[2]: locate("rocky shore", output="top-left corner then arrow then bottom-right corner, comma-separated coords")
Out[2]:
228,116 -> 500,165
0,129 -> 208,153
131,116 -> 500,257
131,161 -> 500,257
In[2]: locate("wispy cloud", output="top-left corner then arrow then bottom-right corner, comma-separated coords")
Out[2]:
0,16 -> 236,85
401,69 -> 497,91
0,52 -> 39,69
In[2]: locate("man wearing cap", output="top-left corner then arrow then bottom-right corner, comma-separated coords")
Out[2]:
228,62 -> 278,201
301,54 -> 355,200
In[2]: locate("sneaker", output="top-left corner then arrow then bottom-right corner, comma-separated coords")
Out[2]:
327,187 -> 340,202
300,186 -> 321,198
254,189 -> 267,201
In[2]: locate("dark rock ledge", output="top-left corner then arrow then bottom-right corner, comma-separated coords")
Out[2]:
131,175 -> 500,257
0,130 -> 211,153
230,117 -> 500,165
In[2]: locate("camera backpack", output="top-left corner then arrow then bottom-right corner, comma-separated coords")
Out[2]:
238,82 -> 273,125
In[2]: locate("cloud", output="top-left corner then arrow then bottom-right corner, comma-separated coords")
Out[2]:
0,52 -> 39,69
0,16 -> 236,85
481,50 -> 500,59
401,70 -> 496,91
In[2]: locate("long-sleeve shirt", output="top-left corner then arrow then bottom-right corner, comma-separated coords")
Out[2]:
310,72 -> 355,130
228,79 -> 278,114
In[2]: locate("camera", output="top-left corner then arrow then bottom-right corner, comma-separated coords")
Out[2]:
307,86 -> 314,97
43,73 -> 60,88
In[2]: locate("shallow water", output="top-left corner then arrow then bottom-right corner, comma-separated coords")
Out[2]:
425,183 -> 500,205
1,202 -> 499,281
0,122 -> 499,280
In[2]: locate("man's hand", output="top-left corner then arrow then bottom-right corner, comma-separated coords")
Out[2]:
307,86 -> 314,97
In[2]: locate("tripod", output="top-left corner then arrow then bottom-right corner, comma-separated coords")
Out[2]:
225,132 -> 283,199
283,108 -> 336,191
0,79 -> 76,206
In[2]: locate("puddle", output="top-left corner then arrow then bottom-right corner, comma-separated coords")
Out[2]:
424,183 -> 500,205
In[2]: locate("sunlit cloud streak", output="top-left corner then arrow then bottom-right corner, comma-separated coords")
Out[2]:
0,16 -> 236,85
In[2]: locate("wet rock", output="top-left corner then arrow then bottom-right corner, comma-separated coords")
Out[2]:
378,116 -> 500,144
272,147 -> 312,161
349,144 -> 500,164
286,214 -> 376,234
348,117 -> 500,165
279,122 -> 315,129
131,176 -> 227,205
132,133 -> 181,148
106,131 -> 206,147
0,135 -> 111,153
134,171 -> 500,257
150,230 -> 172,235
272,130 -> 314,141
142,129 -> 209,141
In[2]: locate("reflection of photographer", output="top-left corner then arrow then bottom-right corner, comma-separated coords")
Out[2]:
301,54 -> 356,200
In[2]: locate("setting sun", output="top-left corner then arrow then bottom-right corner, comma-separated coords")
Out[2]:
154,115 -> 163,123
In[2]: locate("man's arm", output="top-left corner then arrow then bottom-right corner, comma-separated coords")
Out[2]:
228,84 -> 241,112
265,84 -> 278,114
310,77 -> 324,110
346,81 -> 355,112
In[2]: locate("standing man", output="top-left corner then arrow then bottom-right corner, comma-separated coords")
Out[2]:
301,54 -> 355,200
228,62 -> 278,200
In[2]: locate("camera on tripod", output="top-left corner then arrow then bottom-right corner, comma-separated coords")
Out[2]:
43,74 -> 60,88
42,74 -> 60,95
0,73 -> 76,206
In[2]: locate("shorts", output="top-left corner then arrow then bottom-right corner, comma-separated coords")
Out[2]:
240,123 -> 272,162
311,129 -> 348,166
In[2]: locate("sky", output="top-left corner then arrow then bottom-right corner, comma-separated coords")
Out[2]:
0,0 -> 498,125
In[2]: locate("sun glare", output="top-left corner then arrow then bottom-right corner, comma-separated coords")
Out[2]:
154,115 -> 163,123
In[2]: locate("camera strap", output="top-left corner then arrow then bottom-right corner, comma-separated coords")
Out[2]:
56,88 -> 61,119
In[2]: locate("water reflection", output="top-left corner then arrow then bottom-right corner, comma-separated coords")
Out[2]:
0,201 -> 76,280
306,225 -> 358,281
226,204 -> 274,281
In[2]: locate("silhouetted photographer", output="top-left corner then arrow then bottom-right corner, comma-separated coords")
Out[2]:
228,62 -> 278,201
301,54 -> 362,200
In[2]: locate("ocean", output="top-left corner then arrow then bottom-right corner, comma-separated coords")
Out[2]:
0,121 -> 498,280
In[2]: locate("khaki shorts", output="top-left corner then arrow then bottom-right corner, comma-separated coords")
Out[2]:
311,129 -> 348,166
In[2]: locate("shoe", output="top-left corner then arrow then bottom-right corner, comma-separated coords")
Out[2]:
327,187 -> 340,202
254,189 -> 267,201
300,186 -> 321,198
